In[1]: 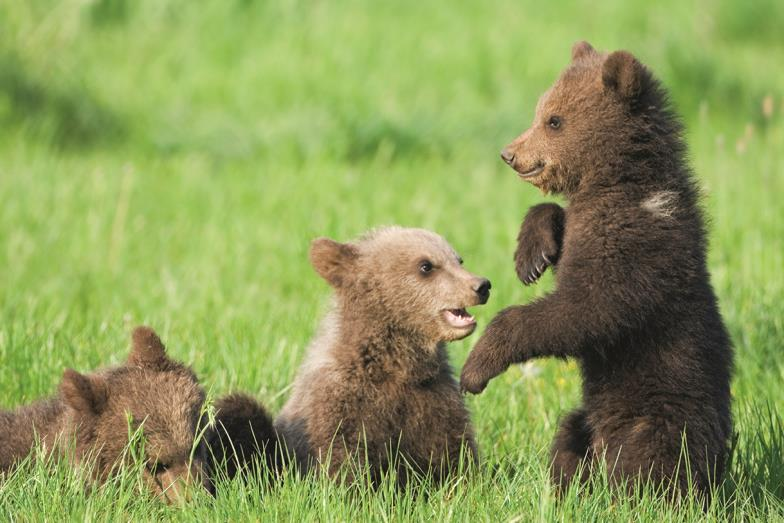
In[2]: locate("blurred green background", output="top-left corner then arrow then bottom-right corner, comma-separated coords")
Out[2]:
0,0 -> 782,520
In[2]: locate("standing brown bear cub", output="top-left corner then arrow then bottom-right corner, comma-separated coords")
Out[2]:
461,42 -> 732,498
0,327 -> 209,503
275,227 -> 490,486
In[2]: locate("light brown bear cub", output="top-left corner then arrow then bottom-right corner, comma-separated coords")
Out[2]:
275,226 -> 490,486
0,327 -> 209,503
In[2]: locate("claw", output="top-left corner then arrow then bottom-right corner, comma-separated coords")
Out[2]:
542,252 -> 553,265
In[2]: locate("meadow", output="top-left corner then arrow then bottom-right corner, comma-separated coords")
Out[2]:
0,0 -> 782,520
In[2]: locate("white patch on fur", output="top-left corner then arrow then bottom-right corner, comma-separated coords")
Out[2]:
642,191 -> 678,218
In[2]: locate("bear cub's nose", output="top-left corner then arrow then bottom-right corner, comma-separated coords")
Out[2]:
501,149 -> 515,165
473,278 -> 491,304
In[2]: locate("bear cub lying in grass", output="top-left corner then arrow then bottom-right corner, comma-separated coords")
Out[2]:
273,226 -> 490,486
0,326 -> 210,503
461,42 -> 733,500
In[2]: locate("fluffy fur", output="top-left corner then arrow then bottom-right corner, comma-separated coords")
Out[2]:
461,42 -> 733,499
206,393 -> 277,483
0,326 -> 209,503
275,227 -> 490,486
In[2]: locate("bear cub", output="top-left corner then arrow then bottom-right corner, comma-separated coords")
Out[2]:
0,326 -> 210,503
275,226 -> 490,486
461,42 -> 733,499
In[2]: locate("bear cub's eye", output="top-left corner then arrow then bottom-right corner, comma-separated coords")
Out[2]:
419,260 -> 434,274
548,116 -> 562,129
147,461 -> 170,475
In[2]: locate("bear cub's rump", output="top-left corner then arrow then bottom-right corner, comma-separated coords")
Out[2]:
275,227 -> 490,486
205,393 -> 277,484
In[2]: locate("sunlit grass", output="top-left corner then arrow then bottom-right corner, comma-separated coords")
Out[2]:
0,0 -> 782,520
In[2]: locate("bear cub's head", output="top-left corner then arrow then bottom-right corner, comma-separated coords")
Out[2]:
310,226 -> 490,343
59,326 -> 208,503
501,41 -> 662,196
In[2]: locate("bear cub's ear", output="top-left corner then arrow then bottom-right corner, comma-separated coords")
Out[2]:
571,40 -> 595,61
60,369 -> 109,415
602,50 -> 645,101
128,326 -> 170,371
310,238 -> 359,288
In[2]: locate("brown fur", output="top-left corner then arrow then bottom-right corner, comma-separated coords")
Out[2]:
275,227 -> 490,486
461,42 -> 733,500
514,202 -> 565,285
0,327 -> 209,503
206,393 -> 277,483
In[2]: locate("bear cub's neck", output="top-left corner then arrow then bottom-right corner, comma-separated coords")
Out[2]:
333,300 -> 447,386
573,101 -> 696,206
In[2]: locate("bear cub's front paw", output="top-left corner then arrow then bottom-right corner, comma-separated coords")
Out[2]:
514,203 -> 565,285
460,350 -> 492,395
460,312 -> 518,394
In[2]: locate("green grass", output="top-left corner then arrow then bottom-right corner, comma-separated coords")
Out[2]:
1,0 -> 783,520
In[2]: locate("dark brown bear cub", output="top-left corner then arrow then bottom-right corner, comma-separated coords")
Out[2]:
460,42 -> 732,499
0,327 -> 209,503
275,227 -> 490,487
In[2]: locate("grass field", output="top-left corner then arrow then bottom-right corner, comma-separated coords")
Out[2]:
1,0 -> 783,520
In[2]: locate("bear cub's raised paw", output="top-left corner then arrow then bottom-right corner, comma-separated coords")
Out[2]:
514,203 -> 564,285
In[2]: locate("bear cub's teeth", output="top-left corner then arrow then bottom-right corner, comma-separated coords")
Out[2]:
444,308 -> 476,328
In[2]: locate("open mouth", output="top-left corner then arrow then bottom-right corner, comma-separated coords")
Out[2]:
443,308 -> 476,329
516,162 -> 545,178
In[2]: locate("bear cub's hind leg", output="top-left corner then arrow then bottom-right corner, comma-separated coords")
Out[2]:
550,408 -> 593,494
515,203 -> 565,285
